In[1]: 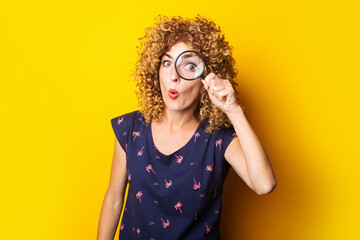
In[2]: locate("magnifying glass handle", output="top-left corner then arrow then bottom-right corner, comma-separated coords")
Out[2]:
200,74 -> 205,80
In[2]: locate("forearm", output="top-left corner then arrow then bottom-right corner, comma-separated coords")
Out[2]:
97,194 -> 123,240
227,105 -> 276,194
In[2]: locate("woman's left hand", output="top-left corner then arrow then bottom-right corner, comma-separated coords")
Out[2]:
202,73 -> 239,115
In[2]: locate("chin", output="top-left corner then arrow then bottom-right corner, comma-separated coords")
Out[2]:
162,92 -> 200,112
162,97 -> 182,111
165,103 -> 185,111
166,101 -> 198,113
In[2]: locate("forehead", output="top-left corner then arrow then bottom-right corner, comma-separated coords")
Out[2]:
163,42 -> 192,58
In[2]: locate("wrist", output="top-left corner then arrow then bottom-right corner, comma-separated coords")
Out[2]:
226,104 -> 245,122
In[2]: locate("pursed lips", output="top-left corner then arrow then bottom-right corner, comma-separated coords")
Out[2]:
168,89 -> 179,99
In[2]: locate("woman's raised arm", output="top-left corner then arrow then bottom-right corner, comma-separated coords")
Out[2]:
203,73 -> 276,195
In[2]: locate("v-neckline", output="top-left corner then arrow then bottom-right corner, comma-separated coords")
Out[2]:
149,120 -> 203,158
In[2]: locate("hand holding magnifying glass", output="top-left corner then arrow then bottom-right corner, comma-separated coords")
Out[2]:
174,50 -> 239,114
175,50 -> 240,115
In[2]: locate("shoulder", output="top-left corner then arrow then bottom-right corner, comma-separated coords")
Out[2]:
111,110 -> 146,125
202,118 -> 235,136
111,110 -> 148,133
209,124 -> 237,155
110,111 -> 145,150
111,110 -> 142,122
218,124 -> 237,141
200,120 -> 236,145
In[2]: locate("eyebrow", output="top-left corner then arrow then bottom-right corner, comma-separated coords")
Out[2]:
181,53 -> 197,59
163,53 -> 197,59
163,54 -> 173,59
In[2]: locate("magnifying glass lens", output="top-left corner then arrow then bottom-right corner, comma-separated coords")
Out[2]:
175,51 -> 205,80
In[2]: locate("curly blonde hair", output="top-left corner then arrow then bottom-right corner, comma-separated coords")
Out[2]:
132,15 -> 244,133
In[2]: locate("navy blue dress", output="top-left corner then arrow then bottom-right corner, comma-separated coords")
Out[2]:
110,111 -> 237,240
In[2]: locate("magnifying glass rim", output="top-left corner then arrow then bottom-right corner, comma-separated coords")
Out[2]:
174,50 -> 205,80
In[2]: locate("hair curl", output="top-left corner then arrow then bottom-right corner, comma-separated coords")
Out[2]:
132,15 -> 244,133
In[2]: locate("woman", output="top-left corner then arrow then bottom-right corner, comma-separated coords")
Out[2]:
97,15 -> 276,240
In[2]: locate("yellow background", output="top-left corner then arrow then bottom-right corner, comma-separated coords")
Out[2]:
1,0 -> 359,239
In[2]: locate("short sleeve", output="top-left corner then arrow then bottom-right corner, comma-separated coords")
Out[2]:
221,126 -> 237,168
110,115 -> 130,152
221,125 -> 238,158
219,125 -> 237,180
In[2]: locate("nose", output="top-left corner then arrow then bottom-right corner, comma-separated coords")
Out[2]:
170,65 -> 180,83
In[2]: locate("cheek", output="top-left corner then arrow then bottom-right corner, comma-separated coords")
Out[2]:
184,82 -> 203,98
158,73 -> 166,91
191,81 -> 203,92
159,79 -> 167,93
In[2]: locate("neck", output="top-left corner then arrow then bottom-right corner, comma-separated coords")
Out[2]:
159,107 -> 200,130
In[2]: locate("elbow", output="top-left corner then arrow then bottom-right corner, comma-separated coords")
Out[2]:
255,180 -> 277,195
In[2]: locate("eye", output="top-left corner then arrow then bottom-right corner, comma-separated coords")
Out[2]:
162,60 -> 171,67
184,62 -> 197,71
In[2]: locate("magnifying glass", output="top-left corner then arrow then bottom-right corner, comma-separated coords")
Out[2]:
175,50 -> 206,80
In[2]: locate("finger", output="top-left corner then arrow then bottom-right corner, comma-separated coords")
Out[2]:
203,73 -> 217,90
212,81 -> 226,92
217,89 -> 228,101
209,78 -> 227,97
201,78 -> 209,90
204,72 -> 217,82
216,81 -> 236,100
